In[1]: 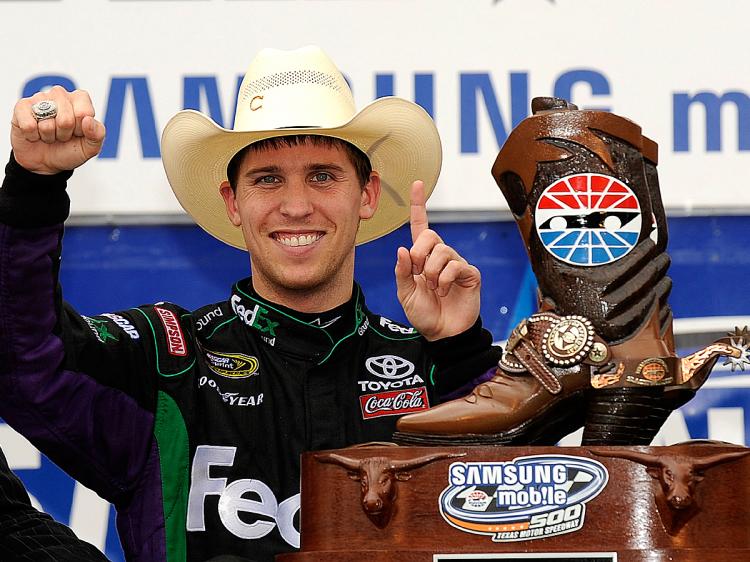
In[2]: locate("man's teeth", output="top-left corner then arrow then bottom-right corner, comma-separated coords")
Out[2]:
276,234 -> 321,247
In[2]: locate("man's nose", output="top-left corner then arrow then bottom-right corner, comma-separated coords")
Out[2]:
279,180 -> 314,217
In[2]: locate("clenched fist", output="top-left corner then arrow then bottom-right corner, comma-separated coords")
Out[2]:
11,85 -> 105,175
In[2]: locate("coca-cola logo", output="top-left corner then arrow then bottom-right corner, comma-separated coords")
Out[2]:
359,387 -> 430,419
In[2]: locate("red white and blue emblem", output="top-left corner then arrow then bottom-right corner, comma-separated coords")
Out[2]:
535,173 -> 642,266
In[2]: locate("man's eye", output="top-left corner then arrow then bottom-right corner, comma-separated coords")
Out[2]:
311,172 -> 333,182
256,176 -> 279,185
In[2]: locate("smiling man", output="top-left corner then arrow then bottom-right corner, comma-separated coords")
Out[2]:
219,137 -> 378,310
0,46 -> 500,561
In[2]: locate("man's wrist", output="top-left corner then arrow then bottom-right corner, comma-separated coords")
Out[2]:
424,317 -> 484,354
0,152 -> 72,226
424,316 -> 502,396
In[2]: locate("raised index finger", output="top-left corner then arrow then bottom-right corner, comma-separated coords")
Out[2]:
409,180 -> 429,243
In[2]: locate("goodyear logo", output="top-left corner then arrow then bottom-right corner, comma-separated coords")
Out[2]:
204,350 -> 260,379
439,455 -> 608,542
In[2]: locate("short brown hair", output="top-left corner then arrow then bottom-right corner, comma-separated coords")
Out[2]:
227,135 -> 372,189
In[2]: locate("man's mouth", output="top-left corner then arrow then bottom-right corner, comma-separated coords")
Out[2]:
272,232 -> 324,247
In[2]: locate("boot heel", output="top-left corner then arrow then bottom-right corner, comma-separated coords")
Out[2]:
582,387 -> 672,445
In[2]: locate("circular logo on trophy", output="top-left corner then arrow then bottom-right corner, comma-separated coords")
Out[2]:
636,358 -> 668,382
542,316 -> 594,366
535,173 -> 642,267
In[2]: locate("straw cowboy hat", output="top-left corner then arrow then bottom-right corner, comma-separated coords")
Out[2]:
161,45 -> 442,249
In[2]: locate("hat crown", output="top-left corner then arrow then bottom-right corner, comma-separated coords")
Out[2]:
161,45 -> 442,250
234,46 -> 356,131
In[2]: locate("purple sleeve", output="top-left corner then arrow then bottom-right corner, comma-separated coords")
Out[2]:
0,156 -> 157,504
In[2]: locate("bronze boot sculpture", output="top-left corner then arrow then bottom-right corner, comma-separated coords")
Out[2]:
395,97 -> 748,446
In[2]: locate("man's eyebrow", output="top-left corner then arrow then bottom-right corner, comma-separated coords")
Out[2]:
243,165 -> 282,177
306,162 -> 346,172
242,163 -> 346,177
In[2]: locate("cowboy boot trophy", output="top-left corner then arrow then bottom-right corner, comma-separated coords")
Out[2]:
395,97 -> 749,446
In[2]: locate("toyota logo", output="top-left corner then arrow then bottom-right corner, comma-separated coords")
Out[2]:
365,355 -> 415,379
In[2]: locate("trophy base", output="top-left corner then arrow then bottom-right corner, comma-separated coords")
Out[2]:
287,444 -> 749,562
279,548 -> 750,561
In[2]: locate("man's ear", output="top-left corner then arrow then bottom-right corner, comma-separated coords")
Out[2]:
219,181 -> 242,226
359,171 -> 381,220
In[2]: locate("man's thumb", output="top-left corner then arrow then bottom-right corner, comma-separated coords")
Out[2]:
81,116 -> 106,156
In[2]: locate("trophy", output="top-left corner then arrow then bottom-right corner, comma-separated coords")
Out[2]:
284,100 -> 750,562
395,97 -> 749,446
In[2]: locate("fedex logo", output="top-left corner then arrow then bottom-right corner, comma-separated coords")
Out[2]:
186,446 -> 299,547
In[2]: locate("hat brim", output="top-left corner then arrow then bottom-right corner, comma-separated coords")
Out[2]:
161,97 -> 442,249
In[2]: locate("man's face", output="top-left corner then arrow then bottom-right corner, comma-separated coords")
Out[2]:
220,139 -> 380,308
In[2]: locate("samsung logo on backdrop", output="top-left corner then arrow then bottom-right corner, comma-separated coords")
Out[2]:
20,70 -> 750,158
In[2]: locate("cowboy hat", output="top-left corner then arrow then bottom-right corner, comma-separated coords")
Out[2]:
161,45 -> 442,248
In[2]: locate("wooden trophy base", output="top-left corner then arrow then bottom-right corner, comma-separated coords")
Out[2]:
281,548 -> 748,561
279,443 -> 750,561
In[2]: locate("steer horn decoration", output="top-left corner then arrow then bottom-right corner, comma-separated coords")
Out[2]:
395,97 -> 749,446
315,449 -> 464,528
590,442 -> 750,534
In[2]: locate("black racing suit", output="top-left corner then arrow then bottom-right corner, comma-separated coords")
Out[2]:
0,155 -> 501,561
0,447 -> 109,561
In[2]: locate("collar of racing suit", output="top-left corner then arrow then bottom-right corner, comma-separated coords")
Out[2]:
228,278 -> 369,365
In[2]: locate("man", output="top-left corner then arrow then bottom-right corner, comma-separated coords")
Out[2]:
0,46 -> 499,561
0,447 -> 108,561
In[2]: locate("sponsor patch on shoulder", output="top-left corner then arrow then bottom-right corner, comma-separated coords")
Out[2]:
360,386 -> 429,419
155,307 -> 187,356
82,316 -> 119,344
101,313 -> 140,340
196,306 -> 223,332
204,349 -> 260,379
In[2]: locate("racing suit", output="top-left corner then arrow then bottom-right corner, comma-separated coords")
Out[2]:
0,447 -> 109,561
0,155 -> 501,562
